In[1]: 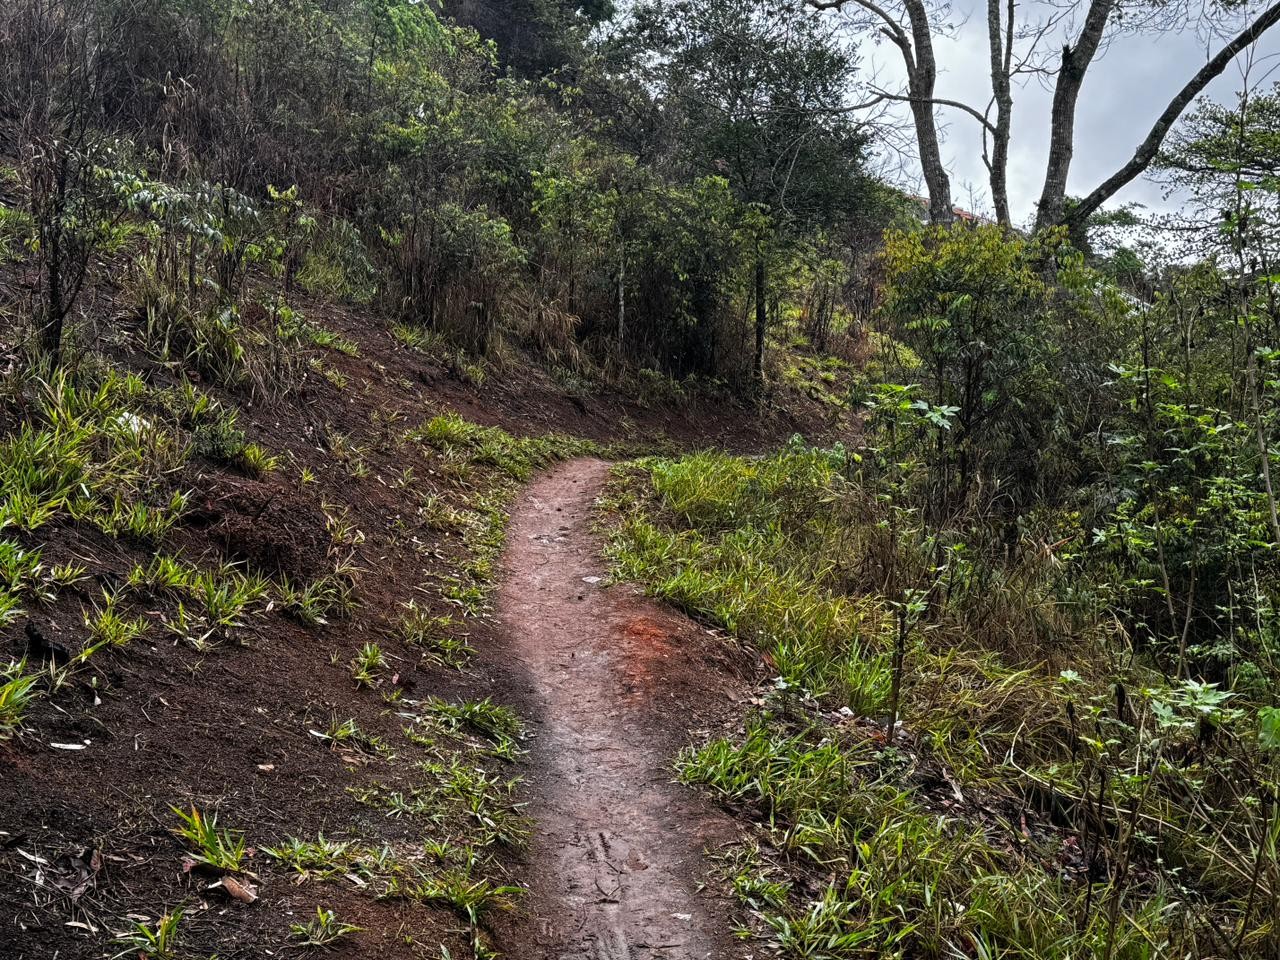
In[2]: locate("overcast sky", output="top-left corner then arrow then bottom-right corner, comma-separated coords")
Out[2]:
838,2 -> 1280,227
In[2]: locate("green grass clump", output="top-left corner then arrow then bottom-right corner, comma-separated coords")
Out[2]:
302,324 -> 360,357
683,713 -> 1193,959
647,448 -> 838,528
191,411 -> 280,476
280,573 -> 355,626
407,411 -> 592,483
397,602 -> 471,667
607,445 -> 1280,959
391,322 -> 445,354
121,556 -> 276,646
0,539 -> 48,592
289,906 -> 362,947
191,565 -> 270,634
607,455 -> 884,704
349,641 -> 388,687
112,907 -> 185,959
86,593 -> 149,648
420,697 -> 522,757
171,805 -> 246,873
0,373 -> 191,539
411,868 -> 523,927
0,659 -> 40,738
312,716 -> 389,756
264,835 -> 357,881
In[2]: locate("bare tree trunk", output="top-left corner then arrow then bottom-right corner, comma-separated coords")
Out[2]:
887,600 -> 908,735
903,0 -> 954,224
617,246 -> 626,349
42,191 -> 64,366
813,0 -> 1280,238
825,0 -> 954,223
986,0 -> 1015,225
754,253 -> 767,384
1034,0 -> 1115,231
1061,2 -> 1280,237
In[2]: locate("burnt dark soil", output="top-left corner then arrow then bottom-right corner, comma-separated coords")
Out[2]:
0,293 -> 846,958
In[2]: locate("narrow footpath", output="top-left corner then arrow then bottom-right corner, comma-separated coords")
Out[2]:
493,458 -> 745,960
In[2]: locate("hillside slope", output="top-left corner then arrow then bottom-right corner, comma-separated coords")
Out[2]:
0,288 -> 843,958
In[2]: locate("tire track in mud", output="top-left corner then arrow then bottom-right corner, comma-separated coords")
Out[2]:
493,458 -> 743,960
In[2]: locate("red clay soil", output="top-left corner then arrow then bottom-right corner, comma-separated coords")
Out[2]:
490,459 -> 753,960
0,283 -> 841,958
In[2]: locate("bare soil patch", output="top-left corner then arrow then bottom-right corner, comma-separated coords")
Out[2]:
491,459 -> 755,960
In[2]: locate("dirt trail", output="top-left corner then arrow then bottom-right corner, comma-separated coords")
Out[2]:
494,459 -> 744,960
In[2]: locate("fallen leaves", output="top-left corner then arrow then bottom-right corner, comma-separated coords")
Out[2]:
218,875 -> 258,904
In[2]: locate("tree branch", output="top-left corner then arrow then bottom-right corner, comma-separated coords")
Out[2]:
807,0 -> 913,64
1064,2 -> 1280,232
868,86 -> 997,135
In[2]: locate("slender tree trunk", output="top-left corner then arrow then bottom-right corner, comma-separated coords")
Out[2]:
887,601 -> 908,736
1253,296 -> 1280,547
754,253 -> 767,384
617,247 -> 626,350
43,220 -> 64,366
986,0 -> 1015,225
1035,0 -> 1115,231
903,0 -> 954,224
1061,2 -> 1280,237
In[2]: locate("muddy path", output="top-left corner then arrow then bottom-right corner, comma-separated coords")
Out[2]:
492,459 -> 748,960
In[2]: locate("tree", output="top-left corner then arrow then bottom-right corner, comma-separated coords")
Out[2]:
1048,1 -> 1280,240
1156,85 -> 1280,264
878,225 -> 1061,519
811,0 -> 1280,237
811,0 -> 957,223
0,0 -> 120,368
1156,83 -> 1280,545
440,0 -> 614,75
615,0 -> 875,381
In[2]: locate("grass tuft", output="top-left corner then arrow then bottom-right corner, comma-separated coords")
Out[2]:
171,805 -> 246,873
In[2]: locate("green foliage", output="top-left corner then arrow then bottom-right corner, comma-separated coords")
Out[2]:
264,835 -> 360,882
878,225 -> 1082,520
609,436 -> 1280,957
191,412 -> 280,477
111,908 -> 185,960
621,0 -> 871,223
1157,87 -> 1280,258
0,659 -> 40,738
0,0 -> 894,385
171,805 -> 246,873
289,906 -> 362,947
297,217 -> 377,304
681,715 -> 1195,959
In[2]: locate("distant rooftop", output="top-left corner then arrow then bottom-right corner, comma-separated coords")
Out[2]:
908,194 -> 999,227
